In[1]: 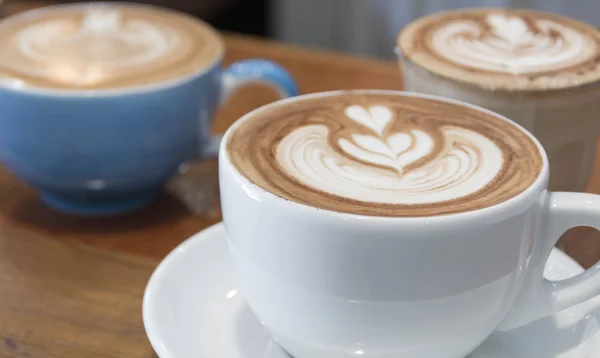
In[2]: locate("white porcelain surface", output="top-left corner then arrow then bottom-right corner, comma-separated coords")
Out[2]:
143,223 -> 600,358
218,91 -> 600,358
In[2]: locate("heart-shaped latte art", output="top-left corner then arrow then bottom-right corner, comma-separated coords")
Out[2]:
338,105 -> 434,175
429,13 -> 596,74
228,92 -> 542,216
275,105 -> 504,205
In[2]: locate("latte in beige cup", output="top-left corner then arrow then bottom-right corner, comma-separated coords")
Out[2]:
397,8 -> 600,192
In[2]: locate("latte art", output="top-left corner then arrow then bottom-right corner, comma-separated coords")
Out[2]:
0,4 -> 224,90
398,9 -> 600,91
432,14 -> 595,74
18,9 -> 180,85
228,92 -> 543,217
277,105 -> 503,205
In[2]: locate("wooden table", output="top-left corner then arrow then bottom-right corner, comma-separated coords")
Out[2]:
1,4 -> 600,358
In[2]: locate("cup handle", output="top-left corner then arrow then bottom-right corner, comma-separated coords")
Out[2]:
499,192 -> 600,331
200,59 -> 298,158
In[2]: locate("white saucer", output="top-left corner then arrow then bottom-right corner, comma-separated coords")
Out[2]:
143,223 -> 600,358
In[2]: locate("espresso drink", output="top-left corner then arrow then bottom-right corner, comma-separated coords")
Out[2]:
0,3 -> 224,90
227,91 -> 542,217
398,9 -> 600,192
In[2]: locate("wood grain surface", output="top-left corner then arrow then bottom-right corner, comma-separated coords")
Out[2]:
0,226 -> 156,357
0,3 -> 599,358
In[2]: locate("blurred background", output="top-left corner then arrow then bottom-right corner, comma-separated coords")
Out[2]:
5,0 -> 600,59
272,0 -> 600,58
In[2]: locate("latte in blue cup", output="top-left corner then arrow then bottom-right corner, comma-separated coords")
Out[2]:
0,2 -> 297,215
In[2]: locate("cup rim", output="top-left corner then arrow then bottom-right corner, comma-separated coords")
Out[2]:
397,47 -> 600,98
395,7 -> 600,93
0,2 -> 225,98
220,89 -> 551,224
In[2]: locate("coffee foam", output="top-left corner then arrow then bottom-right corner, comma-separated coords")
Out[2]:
401,52 -> 600,193
227,92 -> 543,217
0,4 -> 224,91
398,9 -> 600,91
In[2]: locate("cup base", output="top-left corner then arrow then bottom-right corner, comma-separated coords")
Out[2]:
41,190 -> 158,216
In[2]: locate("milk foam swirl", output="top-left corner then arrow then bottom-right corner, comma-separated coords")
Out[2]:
430,14 -> 595,74
276,105 -> 503,205
0,4 -> 223,90
398,9 -> 600,91
227,92 -> 543,217
16,9 -> 180,86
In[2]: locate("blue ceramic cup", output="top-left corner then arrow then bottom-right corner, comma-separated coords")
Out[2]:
0,5 -> 298,216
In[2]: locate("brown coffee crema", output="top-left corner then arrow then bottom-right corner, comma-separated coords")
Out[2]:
398,9 -> 600,92
0,3 -> 224,90
227,92 -> 543,217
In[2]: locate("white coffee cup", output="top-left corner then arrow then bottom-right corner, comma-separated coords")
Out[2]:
219,91 -> 600,358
